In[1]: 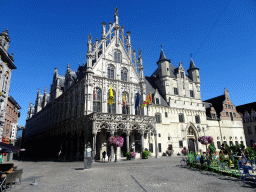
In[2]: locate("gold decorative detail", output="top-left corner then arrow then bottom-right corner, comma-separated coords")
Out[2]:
5,62 -> 8,66
0,92 -> 2,96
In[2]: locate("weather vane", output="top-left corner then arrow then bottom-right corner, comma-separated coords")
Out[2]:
190,54 -> 193,58
161,44 -> 163,49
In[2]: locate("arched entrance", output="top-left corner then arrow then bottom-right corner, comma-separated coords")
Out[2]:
187,126 -> 198,153
188,138 -> 195,153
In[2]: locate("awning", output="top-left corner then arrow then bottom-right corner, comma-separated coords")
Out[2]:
0,142 -> 25,153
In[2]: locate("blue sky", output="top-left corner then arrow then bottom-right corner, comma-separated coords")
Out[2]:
1,0 -> 256,131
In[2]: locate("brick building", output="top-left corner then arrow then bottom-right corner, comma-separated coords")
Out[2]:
2,95 -> 21,162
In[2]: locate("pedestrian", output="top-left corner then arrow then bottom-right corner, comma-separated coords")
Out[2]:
107,149 -> 111,162
58,150 -> 61,160
102,151 -> 106,162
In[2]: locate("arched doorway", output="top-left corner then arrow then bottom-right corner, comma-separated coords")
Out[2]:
187,126 -> 198,153
188,138 -> 195,153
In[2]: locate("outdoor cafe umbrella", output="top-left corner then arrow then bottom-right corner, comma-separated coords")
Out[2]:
0,142 -> 25,153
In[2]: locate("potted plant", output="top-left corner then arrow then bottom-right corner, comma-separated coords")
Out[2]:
142,148 -> 150,159
166,145 -> 174,156
126,148 -> 136,160
108,136 -> 124,162
166,150 -> 173,156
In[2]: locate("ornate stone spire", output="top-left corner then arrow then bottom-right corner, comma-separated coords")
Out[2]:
67,63 -> 71,72
114,7 -> 119,24
87,33 -> 92,53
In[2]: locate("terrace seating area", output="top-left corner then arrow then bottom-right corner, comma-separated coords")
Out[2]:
185,152 -> 256,185
0,163 -> 23,191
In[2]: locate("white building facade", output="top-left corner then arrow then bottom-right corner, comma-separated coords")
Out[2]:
23,9 -> 246,161
0,29 -> 17,141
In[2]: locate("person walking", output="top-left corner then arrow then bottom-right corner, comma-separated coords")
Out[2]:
102,151 -> 106,162
107,149 -> 111,162
58,150 -> 61,160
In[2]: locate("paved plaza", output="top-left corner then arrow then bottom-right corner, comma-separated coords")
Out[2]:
7,156 -> 256,192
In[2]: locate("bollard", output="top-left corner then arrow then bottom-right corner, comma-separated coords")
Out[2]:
84,157 -> 92,169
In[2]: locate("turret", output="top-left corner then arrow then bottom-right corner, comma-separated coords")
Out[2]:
126,31 -> 132,59
35,89 -> 42,113
187,58 -> 200,83
43,87 -> 47,107
156,45 -> 170,78
86,33 -> 93,73
27,103 -> 32,119
138,49 -> 145,81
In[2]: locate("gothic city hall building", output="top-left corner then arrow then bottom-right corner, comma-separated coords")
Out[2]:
23,9 -> 246,161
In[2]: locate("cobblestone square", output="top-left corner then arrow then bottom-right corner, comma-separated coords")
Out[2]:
7,156 -> 256,192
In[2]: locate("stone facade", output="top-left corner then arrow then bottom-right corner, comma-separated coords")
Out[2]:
236,102 -> 256,147
23,8 -> 246,161
0,29 -> 17,141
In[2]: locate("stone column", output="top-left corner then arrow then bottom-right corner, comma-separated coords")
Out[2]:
110,131 -> 115,162
141,130 -> 145,153
92,120 -> 97,162
126,132 -> 130,152
92,134 -> 96,162
154,132 -> 158,158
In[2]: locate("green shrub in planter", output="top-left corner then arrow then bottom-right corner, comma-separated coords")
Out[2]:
125,152 -> 131,160
142,149 -> 151,159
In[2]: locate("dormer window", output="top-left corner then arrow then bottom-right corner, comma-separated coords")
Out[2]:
181,72 -> 184,79
114,50 -> 121,62
156,98 -> 159,104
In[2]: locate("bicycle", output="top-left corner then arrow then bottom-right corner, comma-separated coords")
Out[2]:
180,157 -> 190,166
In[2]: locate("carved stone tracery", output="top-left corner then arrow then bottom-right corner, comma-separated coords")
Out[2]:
88,112 -> 156,134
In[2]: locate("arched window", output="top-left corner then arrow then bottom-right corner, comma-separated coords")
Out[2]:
195,115 -> 200,124
107,65 -> 115,79
217,141 -> 221,149
122,92 -> 129,114
108,89 -> 116,113
156,98 -> 159,104
114,50 -> 121,62
93,88 -> 101,112
121,68 -> 127,81
179,113 -> 184,123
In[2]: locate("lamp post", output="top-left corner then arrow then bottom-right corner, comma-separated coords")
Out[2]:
217,119 -> 223,144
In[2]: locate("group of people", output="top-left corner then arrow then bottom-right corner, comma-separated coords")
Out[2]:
102,150 -> 111,162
